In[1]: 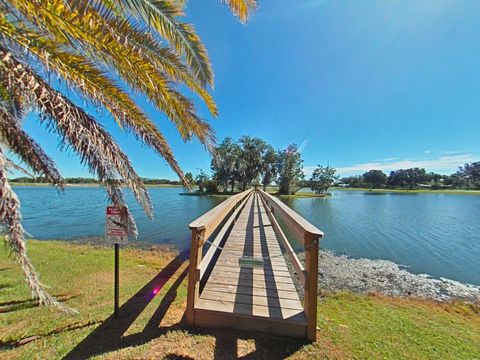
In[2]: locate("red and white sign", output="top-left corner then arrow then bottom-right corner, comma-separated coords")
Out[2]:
105,206 -> 128,244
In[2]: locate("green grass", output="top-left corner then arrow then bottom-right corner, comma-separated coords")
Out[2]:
332,187 -> 480,195
1,241 -> 479,359
315,292 -> 480,359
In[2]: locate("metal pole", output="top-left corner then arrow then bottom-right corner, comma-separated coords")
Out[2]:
114,243 -> 119,318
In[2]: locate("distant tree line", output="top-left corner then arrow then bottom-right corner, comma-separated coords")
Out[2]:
340,162 -> 480,190
141,178 -> 182,185
9,177 -> 183,185
10,176 -> 100,184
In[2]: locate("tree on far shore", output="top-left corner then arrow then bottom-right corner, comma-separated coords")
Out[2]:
211,137 -> 240,192
310,165 -> 339,194
277,144 -> 304,195
238,136 -> 267,191
261,145 -> 278,190
195,170 -> 209,193
184,173 -> 194,187
363,170 -> 387,189
457,162 -> 480,189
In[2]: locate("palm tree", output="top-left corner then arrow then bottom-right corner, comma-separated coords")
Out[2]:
0,0 -> 256,312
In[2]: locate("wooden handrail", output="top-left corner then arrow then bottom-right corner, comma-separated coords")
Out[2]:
186,188 -> 253,326
258,191 -> 306,285
258,189 -> 323,341
258,189 -> 324,243
189,189 -> 253,239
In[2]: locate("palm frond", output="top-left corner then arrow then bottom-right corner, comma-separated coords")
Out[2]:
220,0 -> 257,22
114,0 -> 213,86
0,81 -> 24,119
0,106 -> 64,187
0,149 -> 76,313
3,157 -> 34,178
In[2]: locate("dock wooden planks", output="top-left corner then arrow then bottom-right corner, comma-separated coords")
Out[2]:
194,192 -> 307,337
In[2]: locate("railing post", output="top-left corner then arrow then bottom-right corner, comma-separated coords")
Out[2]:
186,227 -> 205,326
304,233 -> 319,341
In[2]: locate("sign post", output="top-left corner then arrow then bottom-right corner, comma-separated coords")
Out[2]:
114,243 -> 119,317
105,206 -> 128,318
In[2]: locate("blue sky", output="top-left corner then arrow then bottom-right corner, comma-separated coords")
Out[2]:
17,0 -> 480,178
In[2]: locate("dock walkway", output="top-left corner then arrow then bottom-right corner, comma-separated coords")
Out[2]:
186,189 -> 323,340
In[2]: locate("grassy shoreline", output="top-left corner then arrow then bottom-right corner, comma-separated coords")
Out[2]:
277,191 -> 328,198
332,187 -> 480,195
1,240 -> 479,359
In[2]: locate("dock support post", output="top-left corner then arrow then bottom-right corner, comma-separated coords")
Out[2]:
304,234 -> 319,341
186,228 -> 205,326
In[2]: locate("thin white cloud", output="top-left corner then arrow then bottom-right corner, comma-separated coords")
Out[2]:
304,153 -> 476,176
442,150 -> 463,155
376,157 -> 396,162
424,150 -> 431,154
298,139 -> 309,153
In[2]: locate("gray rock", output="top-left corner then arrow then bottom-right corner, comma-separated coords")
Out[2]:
294,250 -> 480,302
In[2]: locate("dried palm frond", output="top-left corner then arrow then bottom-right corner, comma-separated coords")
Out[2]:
0,107 -> 64,188
3,157 -> 34,178
0,148 -> 77,313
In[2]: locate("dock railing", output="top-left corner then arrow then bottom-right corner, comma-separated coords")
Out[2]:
186,188 -> 253,325
258,189 -> 324,340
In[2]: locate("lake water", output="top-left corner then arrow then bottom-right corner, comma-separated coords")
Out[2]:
13,187 -> 480,285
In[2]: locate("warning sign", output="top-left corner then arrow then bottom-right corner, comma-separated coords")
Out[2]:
105,206 -> 128,244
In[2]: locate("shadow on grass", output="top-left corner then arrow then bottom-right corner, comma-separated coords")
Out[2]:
163,355 -> 195,360
62,247 -> 306,360
63,250 -> 189,360
0,299 -> 38,313
0,294 -> 77,314
189,327 -> 308,360
0,320 -> 102,350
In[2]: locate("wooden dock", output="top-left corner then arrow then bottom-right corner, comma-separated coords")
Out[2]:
186,189 -> 323,340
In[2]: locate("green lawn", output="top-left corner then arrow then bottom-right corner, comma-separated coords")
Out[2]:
1,241 -> 479,359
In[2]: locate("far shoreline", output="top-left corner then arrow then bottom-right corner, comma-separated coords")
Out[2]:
10,183 -> 480,196
331,187 -> 480,195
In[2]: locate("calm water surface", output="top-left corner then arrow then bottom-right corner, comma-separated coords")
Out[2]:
14,187 -> 480,285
